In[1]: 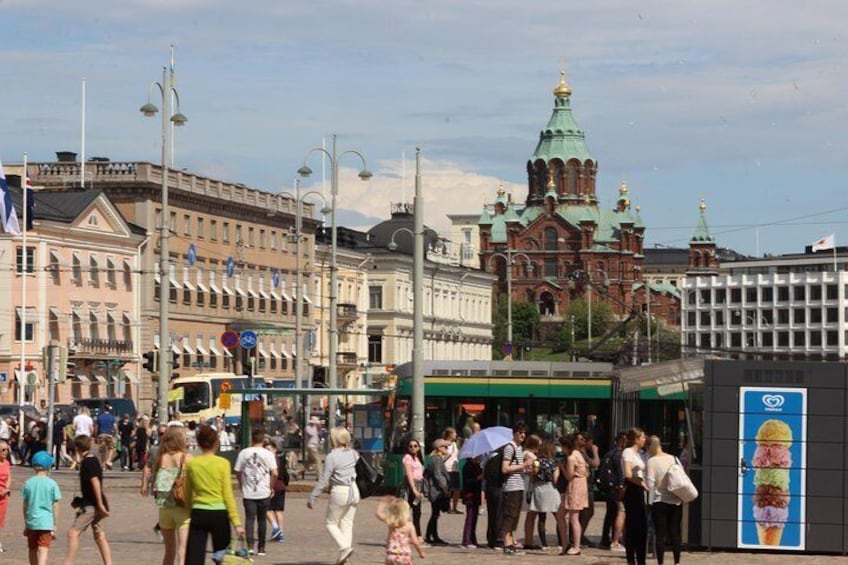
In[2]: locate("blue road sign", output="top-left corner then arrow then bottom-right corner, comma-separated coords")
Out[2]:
272,269 -> 280,288
0,371 -> 7,383
226,257 -> 235,278
240,330 -> 258,350
188,244 -> 197,266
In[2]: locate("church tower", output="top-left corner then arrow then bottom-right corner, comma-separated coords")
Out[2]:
688,198 -> 718,275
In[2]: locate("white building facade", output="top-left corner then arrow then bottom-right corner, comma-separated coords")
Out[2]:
681,252 -> 848,359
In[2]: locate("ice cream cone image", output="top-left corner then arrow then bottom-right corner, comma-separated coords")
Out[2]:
752,419 -> 792,546
757,523 -> 784,545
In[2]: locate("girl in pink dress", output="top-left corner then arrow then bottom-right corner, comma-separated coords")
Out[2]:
0,439 -> 11,550
376,496 -> 425,565
560,435 -> 589,555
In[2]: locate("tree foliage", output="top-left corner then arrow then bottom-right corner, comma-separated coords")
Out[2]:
566,297 -> 615,341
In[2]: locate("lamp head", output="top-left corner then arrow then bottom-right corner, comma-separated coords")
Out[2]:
170,112 -> 188,127
387,241 -> 398,251
320,206 -> 332,215
358,169 -> 373,181
140,102 -> 159,117
297,165 -> 313,178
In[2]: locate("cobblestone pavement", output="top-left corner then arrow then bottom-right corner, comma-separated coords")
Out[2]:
0,469 -> 845,564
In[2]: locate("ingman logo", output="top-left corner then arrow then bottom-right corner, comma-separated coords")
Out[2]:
762,394 -> 785,411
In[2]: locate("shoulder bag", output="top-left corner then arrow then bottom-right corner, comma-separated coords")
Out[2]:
171,453 -> 188,507
664,456 -> 698,503
355,453 -> 383,499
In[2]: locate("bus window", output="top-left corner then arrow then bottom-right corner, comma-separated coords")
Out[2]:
179,382 -> 211,413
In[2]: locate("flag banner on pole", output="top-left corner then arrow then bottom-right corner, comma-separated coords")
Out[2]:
25,174 -> 34,231
811,234 -> 835,252
0,160 -> 21,235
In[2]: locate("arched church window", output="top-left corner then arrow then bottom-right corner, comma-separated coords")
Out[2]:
544,228 -> 557,250
544,258 -> 557,278
567,161 -> 579,194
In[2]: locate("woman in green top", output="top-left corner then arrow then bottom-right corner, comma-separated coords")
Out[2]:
183,425 -> 244,564
152,426 -> 192,565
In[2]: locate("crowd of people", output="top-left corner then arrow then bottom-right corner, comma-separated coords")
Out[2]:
0,405 -> 692,565
394,421 -> 690,565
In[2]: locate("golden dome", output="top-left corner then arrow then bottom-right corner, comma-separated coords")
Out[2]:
699,198 -> 707,212
553,69 -> 572,98
497,184 -> 505,197
619,182 -> 628,196
635,205 -> 641,213
547,176 -> 556,190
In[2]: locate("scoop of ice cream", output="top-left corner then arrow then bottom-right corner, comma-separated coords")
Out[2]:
753,505 -> 789,528
753,468 -> 790,490
754,485 -> 790,508
755,420 -> 792,446
752,444 -> 791,468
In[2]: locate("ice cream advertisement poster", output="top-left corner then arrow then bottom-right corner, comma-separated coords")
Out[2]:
737,387 -> 807,551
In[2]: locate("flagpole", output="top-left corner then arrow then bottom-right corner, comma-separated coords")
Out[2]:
18,152 -> 28,436
81,80 -> 86,188
834,245 -> 838,273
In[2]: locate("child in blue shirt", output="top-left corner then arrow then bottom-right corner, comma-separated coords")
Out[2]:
21,451 -> 62,565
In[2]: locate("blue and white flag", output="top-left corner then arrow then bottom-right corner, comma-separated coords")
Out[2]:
0,160 -> 21,235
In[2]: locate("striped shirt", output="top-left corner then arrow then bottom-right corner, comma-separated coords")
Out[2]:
502,441 -> 525,492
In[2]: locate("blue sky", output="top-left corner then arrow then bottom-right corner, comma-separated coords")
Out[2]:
2,0 -> 846,257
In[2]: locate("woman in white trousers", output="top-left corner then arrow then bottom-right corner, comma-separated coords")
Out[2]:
307,426 -> 360,565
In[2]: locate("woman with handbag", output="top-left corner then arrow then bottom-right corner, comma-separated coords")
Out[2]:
307,426 -> 360,565
184,425 -> 244,565
646,436 -> 683,565
424,439 -> 451,546
152,426 -> 192,565
401,438 -> 425,538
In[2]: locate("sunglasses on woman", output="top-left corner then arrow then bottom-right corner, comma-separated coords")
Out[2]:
408,444 -> 419,449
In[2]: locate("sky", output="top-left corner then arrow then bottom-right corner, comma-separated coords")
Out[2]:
2,0 -> 847,257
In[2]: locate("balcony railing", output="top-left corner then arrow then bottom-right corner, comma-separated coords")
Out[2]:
337,303 -> 358,327
68,337 -> 134,354
336,351 -> 358,368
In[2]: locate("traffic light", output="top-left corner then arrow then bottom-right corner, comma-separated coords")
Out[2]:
142,350 -> 157,373
171,351 -> 181,371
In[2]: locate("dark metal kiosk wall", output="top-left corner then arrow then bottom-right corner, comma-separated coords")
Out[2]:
701,360 -> 847,553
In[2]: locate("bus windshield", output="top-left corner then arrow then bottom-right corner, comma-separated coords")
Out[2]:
177,382 -> 211,413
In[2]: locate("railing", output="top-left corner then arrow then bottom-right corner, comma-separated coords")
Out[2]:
336,351 -> 358,367
336,303 -> 358,323
71,338 -> 134,354
33,161 -> 314,216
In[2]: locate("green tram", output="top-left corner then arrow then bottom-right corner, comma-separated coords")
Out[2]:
382,360 -> 614,485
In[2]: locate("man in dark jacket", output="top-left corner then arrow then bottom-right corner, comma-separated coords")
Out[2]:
600,432 -> 627,550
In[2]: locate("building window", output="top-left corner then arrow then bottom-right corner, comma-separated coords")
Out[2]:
762,332 -> 773,347
777,286 -> 789,302
793,286 -> 805,301
793,331 -> 806,347
235,225 -> 243,244
827,307 -> 838,323
761,287 -> 773,303
810,308 -> 822,323
210,220 -> 218,241
778,309 -> 789,324
793,309 -> 805,324
368,334 -> 382,363
369,286 -> 383,309
197,217 -> 205,239
270,231 -> 276,251
544,228 -> 557,251
16,246 -> 35,274
778,331 -> 789,346
715,311 -> 724,325
810,331 -> 822,346
826,284 -> 838,300
89,255 -> 99,286
687,312 -> 696,326
544,258 -> 557,278
184,215 -> 191,236
248,227 -> 255,247
197,286 -> 205,307
810,285 -> 822,301
745,288 -> 757,304
223,222 -> 230,243
827,330 -> 839,346
714,289 -> 726,304
15,311 -> 34,341
700,312 -> 710,326
731,332 -> 741,347
730,288 -> 742,304
260,229 -> 266,249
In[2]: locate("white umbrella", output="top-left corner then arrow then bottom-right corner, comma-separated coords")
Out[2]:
458,426 -> 514,459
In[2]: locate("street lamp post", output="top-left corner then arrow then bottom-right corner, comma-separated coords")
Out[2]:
572,269 -> 608,348
487,249 -> 533,353
140,47 -> 187,421
278,184 -> 329,396
298,135 -> 371,423
386,149 -> 425,444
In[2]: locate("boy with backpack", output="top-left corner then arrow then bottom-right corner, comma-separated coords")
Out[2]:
598,432 -> 627,551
